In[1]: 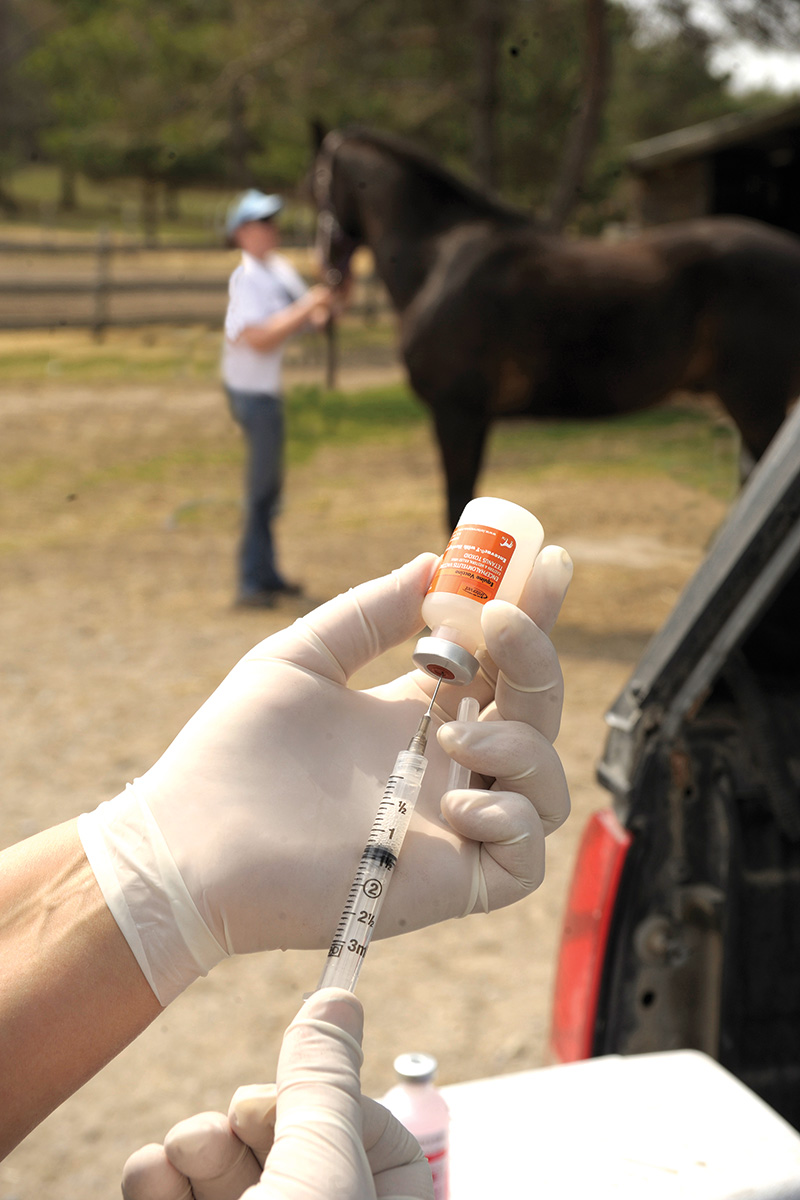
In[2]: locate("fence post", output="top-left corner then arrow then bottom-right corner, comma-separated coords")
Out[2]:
325,316 -> 338,390
92,226 -> 111,341
363,268 -> 379,325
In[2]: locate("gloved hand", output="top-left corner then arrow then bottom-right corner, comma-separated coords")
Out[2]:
121,988 -> 434,1200
79,548 -> 572,1004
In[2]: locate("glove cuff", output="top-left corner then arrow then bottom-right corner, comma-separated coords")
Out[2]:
78,784 -> 227,1006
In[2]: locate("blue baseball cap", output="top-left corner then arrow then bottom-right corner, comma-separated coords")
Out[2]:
225,189 -> 283,240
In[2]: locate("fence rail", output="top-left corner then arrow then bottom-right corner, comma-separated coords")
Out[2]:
0,278 -> 227,293
0,232 -> 389,336
0,228 -> 312,253
0,239 -> 225,255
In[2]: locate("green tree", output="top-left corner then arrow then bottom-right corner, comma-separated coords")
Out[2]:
0,0 -> 53,212
25,0 -> 235,234
18,0 -> 793,235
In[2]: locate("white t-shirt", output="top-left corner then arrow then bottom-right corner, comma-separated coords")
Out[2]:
221,251 -> 308,394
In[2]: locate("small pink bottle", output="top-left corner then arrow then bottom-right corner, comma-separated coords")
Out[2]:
381,1053 -> 450,1200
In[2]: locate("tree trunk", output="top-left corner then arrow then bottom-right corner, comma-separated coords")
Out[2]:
547,0 -> 610,232
59,166 -> 77,212
164,182 -> 180,222
0,0 -> 18,216
0,182 -> 18,215
471,0 -> 504,191
141,177 -> 160,245
227,79 -> 251,188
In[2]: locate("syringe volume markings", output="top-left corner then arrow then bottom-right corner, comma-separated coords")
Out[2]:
315,698 -> 435,994
360,845 -> 397,871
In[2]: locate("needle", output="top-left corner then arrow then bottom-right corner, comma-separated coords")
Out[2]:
407,674 -> 444,755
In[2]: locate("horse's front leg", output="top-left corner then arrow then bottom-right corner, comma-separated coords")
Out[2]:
431,402 -> 490,531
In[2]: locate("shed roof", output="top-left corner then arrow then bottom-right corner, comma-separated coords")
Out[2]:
627,100 -> 800,173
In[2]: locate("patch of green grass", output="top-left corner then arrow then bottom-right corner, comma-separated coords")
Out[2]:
489,404 -> 739,499
0,445 -> 241,502
5,165 -> 312,240
0,324 -> 396,385
1,456 -> 69,491
285,388 -> 737,498
43,352 -> 219,383
1,365 -> 738,514
0,333 -> 222,384
0,385 -> 423,502
285,383 -> 426,463
92,444 -> 242,485
7,164 -> 224,238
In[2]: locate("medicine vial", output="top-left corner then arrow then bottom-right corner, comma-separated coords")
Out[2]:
413,496 -> 544,684
381,1052 -> 450,1200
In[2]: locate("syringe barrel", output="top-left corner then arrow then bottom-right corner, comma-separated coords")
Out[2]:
376,751 -> 427,850
317,750 -> 428,993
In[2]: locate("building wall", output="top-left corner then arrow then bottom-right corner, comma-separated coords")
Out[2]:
629,119 -> 800,235
713,137 -> 800,236
631,158 -> 711,226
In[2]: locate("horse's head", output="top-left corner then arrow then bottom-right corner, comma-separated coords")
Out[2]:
312,129 -> 362,287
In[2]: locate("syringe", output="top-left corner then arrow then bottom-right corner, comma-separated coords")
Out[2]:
316,677 -> 444,994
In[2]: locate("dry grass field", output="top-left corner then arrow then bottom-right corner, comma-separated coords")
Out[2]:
0,337 -> 739,1198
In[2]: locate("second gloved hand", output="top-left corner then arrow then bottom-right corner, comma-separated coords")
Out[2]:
121,989 -> 434,1200
79,549 -> 571,1004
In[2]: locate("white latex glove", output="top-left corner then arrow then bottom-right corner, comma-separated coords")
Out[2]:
79,548 -> 572,1004
121,988 -> 433,1200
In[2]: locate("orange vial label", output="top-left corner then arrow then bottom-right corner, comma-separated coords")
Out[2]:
429,524 -> 517,603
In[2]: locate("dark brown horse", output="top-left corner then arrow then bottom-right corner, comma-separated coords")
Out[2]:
313,125 -> 800,529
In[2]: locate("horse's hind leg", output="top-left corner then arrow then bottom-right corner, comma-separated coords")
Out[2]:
715,316 -> 798,473
431,404 -> 489,531
717,374 -> 792,482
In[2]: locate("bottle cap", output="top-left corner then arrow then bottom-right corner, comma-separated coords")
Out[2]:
393,1052 -> 438,1083
412,636 -> 479,685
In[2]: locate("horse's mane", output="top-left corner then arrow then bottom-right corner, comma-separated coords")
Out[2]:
339,125 -> 530,226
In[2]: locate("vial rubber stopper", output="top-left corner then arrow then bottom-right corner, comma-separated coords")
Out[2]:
412,636 -> 479,685
393,1052 -> 439,1083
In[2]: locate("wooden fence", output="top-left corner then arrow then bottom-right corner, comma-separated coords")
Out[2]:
0,231 -> 389,338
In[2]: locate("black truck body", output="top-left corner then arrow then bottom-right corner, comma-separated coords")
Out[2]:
553,400 -> 800,1127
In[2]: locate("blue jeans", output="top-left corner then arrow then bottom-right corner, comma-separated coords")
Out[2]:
226,387 -> 287,595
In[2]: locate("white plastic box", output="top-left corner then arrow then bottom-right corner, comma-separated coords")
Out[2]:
442,1050 -> 800,1198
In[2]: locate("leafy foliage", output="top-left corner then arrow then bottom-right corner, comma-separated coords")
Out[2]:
4,0 -> 796,228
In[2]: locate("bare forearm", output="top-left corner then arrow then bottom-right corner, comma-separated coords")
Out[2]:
0,819 -> 160,1158
238,287 -> 330,351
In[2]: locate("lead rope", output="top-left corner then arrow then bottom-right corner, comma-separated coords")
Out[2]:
314,131 -> 347,286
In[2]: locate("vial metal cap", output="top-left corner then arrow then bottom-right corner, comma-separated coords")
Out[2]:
412,636 -> 479,685
393,1052 -> 438,1083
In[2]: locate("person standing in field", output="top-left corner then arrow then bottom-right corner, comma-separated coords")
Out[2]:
223,189 -> 335,607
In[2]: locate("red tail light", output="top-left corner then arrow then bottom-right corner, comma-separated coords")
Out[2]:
549,808 -> 632,1063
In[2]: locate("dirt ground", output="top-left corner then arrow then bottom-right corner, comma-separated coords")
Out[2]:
0,369 -> 733,1198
